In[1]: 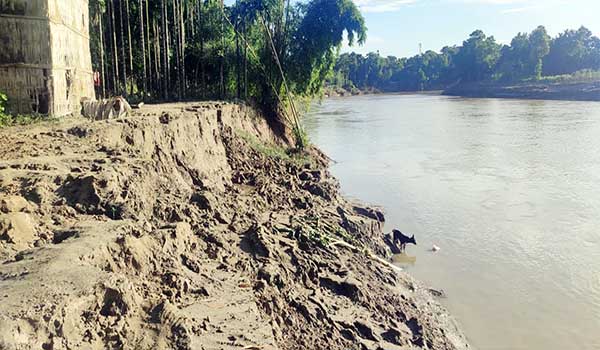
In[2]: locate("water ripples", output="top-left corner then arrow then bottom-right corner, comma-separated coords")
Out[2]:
306,94 -> 600,350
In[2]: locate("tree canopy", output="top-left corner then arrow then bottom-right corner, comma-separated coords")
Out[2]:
331,25 -> 600,93
89,0 -> 366,113
543,26 -> 600,76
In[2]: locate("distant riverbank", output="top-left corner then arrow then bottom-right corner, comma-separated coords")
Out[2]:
323,86 -> 381,97
443,81 -> 600,101
324,86 -> 443,98
326,81 -> 600,102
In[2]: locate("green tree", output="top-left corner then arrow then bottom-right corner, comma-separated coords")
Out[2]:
287,0 -> 366,95
543,26 -> 600,75
455,30 -> 500,82
529,25 -> 550,79
496,33 -> 530,81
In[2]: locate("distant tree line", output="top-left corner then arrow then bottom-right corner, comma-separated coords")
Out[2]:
330,26 -> 600,92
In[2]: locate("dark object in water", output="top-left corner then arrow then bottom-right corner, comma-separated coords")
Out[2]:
429,288 -> 447,298
383,229 -> 417,254
392,229 -> 416,252
383,233 -> 402,254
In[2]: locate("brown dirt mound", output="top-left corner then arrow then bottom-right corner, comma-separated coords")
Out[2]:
0,102 -> 469,350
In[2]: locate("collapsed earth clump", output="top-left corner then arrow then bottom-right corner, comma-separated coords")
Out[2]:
0,102 -> 469,350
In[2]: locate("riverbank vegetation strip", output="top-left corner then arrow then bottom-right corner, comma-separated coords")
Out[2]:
330,26 -> 600,93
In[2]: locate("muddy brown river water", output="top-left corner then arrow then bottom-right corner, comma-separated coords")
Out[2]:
305,94 -> 600,350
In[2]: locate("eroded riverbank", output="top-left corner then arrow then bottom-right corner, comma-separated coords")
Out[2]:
0,102 -> 469,349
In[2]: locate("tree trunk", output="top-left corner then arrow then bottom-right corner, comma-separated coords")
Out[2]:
108,0 -> 119,94
118,0 -> 128,95
124,0 -> 134,95
282,0 -> 291,61
236,24 -> 241,99
139,0 -> 147,99
180,0 -> 186,98
153,19 -> 162,95
199,0 -> 205,97
243,20 -> 247,99
172,0 -> 180,100
220,0 -> 225,99
98,2 -> 106,98
145,0 -> 153,94
162,0 -> 170,99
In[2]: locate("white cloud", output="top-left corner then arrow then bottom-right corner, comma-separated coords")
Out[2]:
449,0 -> 569,15
349,0 -> 570,15
367,35 -> 386,44
457,0 -> 530,3
353,0 -> 417,13
501,5 -> 538,13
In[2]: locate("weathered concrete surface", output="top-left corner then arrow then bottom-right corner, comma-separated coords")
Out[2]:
0,0 -> 94,116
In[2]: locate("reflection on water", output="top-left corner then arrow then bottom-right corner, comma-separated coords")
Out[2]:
305,94 -> 600,350
391,252 -> 417,266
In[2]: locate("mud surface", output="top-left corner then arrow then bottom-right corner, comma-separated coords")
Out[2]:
0,102 -> 469,350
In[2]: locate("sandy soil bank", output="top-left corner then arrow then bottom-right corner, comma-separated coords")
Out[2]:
0,102 -> 469,350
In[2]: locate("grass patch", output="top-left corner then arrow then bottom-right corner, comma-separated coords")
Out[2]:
335,226 -> 357,245
528,69 -> 600,84
288,215 -> 360,249
0,92 -> 57,129
0,113 -> 57,129
235,128 -> 313,166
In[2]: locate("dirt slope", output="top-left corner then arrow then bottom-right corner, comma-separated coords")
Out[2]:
0,102 -> 470,350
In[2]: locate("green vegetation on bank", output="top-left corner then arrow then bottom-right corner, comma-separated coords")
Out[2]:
0,114 -> 54,129
235,128 -> 313,167
1,92 -> 58,128
533,69 -> 600,84
330,26 -> 600,92
0,93 -> 9,127
88,0 -> 366,147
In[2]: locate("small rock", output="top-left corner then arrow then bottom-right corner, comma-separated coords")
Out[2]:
428,288 -> 447,298
381,328 -> 404,345
159,112 -> 173,124
0,213 -> 37,248
190,192 -> 216,210
0,196 -> 32,214
353,320 -> 379,341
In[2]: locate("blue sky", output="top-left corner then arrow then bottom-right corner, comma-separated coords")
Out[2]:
346,0 -> 600,57
224,0 -> 600,58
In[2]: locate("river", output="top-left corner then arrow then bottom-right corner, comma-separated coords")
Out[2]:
304,94 -> 600,350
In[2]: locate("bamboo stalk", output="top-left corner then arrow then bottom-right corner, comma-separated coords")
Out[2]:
124,0 -> 134,95
98,2 -> 106,98
139,0 -> 147,98
259,15 -> 305,148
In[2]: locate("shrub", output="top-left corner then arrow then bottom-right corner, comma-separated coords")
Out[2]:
0,92 -> 7,115
0,92 -> 10,127
535,69 -> 600,84
0,93 -> 53,128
